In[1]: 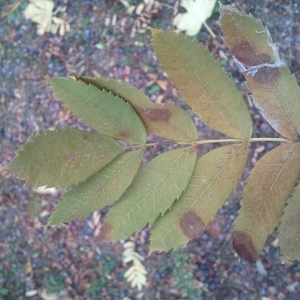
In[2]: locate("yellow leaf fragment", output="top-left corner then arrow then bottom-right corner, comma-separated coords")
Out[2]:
233,143 -> 300,263
23,0 -> 70,36
24,0 -> 54,35
173,0 -> 217,36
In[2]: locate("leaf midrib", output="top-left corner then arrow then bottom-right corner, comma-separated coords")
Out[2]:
11,149 -> 120,168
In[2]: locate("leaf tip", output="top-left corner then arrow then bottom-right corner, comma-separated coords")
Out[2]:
232,231 -> 259,263
98,222 -> 114,243
149,27 -> 159,34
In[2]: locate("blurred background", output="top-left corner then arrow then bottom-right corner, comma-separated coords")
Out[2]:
1,0 -> 300,299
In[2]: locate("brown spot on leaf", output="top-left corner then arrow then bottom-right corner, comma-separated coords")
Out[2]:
119,130 -> 131,140
251,66 -> 280,84
82,134 -> 89,142
99,222 -> 113,243
180,210 -> 205,239
139,107 -> 171,122
232,231 -> 258,263
232,43 -> 271,66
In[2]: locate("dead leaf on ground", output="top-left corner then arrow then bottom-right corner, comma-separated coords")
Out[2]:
173,0 -> 217,36
23,0 -> 70,36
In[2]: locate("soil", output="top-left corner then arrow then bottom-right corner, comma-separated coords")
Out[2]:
1,0 -> 300,299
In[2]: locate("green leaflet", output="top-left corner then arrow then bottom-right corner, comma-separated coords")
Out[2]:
150,143 -> 248,252
232,143 -> 300,263
100,146 -> 197,242
278,184 -> 300,262
151,29 -> 252,140
2,129 -> 123,188
78,77 -> 198,142
48,77 -> 147,144
220,5 -> 300,140
48,149 -> 144,225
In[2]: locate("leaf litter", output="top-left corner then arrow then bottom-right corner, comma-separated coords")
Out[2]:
1,0 -> 300,299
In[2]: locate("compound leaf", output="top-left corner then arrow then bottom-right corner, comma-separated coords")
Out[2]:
78,77 -> 197,142
99,146 -> 197,242
151,28 -> 252,140
278,184 -> 300,261
48,148 -> 144,225
232,143 -> 300,263
150,142 -> 248,252
48,77 -> 147,144
1,128 -> 123,188
220,5 -> 300,140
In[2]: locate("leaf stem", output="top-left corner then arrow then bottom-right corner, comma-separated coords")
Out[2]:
194,139 -> 242,145
248,137 -> 297,143
124,137 -> 298,150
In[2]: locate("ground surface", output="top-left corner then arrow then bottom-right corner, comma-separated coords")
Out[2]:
1,0 -> 300,299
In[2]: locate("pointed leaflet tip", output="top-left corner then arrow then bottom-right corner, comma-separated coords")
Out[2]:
232,231 -> 258,263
